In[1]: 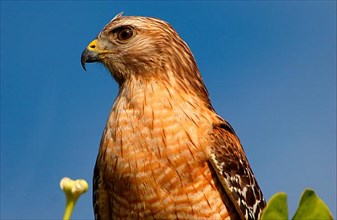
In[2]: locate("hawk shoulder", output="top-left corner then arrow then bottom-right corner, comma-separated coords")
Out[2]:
208,120 -> 266,220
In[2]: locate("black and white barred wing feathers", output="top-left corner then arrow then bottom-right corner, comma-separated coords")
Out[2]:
208,122 -> 266,220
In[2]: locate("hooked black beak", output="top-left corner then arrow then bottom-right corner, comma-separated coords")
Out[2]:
81,39 -> 101,71
81,48 -> 99,71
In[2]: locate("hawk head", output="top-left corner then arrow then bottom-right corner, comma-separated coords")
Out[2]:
81,13 -> 210,105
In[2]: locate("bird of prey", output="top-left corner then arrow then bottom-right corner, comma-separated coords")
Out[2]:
81,13 -> 266,220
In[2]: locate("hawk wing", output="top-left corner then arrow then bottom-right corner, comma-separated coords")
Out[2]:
208,121 -> 266,220
93,158 -> 111,220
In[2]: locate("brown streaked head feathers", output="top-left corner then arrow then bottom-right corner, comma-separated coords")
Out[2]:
81,13 -> 211,106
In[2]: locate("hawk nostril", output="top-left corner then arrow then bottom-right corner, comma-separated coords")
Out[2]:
90,45 -> 96,49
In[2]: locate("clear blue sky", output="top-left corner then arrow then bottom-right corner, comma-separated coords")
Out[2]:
1,1 -> 336,219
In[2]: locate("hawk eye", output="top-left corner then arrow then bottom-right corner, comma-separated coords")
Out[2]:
116,26 -> 134,42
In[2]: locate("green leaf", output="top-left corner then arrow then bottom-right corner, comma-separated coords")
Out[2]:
261,192 -> 288,220
292,188 -> 333,220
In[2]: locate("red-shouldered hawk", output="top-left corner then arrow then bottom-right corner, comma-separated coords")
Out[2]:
81,13 -> 265,220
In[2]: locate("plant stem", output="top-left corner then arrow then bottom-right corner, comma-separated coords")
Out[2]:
63,197 -> 78,220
